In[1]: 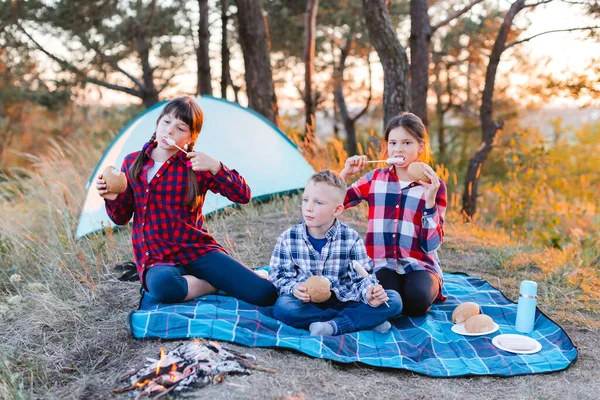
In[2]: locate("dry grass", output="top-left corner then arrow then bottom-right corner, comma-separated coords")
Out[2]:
0,137 -> 599,400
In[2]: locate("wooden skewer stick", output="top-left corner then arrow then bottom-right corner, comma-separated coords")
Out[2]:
352,261 -> 390,307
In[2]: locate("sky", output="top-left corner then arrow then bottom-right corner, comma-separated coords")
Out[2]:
505,1 -> 599,107
523,2 -> 598,73
65,1 -> 598,109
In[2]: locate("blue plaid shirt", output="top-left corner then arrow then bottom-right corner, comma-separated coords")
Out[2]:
269,219 -> 374,303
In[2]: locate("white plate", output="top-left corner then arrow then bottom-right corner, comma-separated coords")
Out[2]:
492,334 -> 542,354
451,322 -> 499,336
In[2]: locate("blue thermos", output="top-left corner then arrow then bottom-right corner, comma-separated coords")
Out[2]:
515,280 -> 538,333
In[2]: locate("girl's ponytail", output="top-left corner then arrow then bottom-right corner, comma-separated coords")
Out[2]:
128,133 -> 157,183
185,139 -> 201,211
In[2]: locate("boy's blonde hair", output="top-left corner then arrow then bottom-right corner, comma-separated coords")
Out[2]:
308,169 -> 347,202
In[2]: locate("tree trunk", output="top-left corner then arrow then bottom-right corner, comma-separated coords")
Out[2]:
304,0 -> 319,132
196,0 -> 212,96
334,34 -> 357,156
221,0 -> 229,98
432,55 -> 450,163
333,34 -> 371,157
433,87 -> 446,162
141,91 -> 159,108
461,0 -> 526,219
409,0 -> 484,130
228,68 -> 240,103
223,0 -> 241,104
234,0 -> 279,126
409,0 -> 431,129
135,36 -> 159,108
362,0 -> 410,131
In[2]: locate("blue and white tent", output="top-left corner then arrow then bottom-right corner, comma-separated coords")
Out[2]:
76,96 -> 314,238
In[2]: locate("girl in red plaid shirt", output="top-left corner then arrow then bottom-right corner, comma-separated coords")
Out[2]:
96,97 -> 277,307
340,113 -> 447,316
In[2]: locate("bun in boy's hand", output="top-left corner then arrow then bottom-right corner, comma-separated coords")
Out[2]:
102,166 -> 128,194
407,162 -> 432,184
304,276 -> 331,303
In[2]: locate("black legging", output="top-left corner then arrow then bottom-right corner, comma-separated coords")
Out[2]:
144,251 -> 278,307
375,269 -> 440,316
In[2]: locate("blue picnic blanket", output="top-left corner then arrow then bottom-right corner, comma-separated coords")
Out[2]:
128,271 -> 578,377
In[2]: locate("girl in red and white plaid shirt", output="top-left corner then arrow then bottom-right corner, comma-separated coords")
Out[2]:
340,113 -> 447,316
96,97 -> 277,307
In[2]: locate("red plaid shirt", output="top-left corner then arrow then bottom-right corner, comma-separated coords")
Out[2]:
105,142 -> 251,287
344,166 -> 447,300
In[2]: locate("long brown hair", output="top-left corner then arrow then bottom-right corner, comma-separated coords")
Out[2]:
383,112 -> 431,164
129,97 -> 205,210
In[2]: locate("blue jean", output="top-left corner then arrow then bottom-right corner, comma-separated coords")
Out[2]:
273,290 -> 403,334
143,251 -> 278,307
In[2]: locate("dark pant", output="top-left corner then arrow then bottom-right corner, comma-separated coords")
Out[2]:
144,251 -> 278,307
273,290 -> 403,334
376,269 -> 439,316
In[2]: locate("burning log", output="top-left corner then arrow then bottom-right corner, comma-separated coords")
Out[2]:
112,339 -> 275,398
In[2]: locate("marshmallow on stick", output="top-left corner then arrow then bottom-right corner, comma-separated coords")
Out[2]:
366,157 -> 405,164
351,260 -> 390,307
162,136 -> 188,154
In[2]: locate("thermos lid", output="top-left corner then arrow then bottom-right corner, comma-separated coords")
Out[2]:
520,280 -> 537,296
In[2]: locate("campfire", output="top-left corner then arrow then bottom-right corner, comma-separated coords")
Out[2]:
112,339 -> 275,398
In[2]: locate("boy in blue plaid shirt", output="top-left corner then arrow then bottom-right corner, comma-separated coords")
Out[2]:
270,170 -> 403,336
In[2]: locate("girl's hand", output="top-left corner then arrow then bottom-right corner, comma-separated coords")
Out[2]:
96,175 -> 118,201
340,155 -> 367,180
294,283 -> 311,303
420,165 -> 440,208
366,284 -> 389,307
187,152 -> 221,174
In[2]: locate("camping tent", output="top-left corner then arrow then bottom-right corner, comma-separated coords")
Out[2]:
76,96 -> 315,238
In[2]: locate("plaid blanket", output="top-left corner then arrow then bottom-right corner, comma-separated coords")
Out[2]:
128,271 -> 578,377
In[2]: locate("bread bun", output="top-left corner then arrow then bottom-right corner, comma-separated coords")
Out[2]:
304,276 -> 331,303
102,166 -> 128,194
464,314 -> 495,333
452,302 -> 480,323
407,162 -> 432,184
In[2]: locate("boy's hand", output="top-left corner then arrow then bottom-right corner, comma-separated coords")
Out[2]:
96,175 -> 118,201
366,284 -> 389,307
420,164 -> 440,208
187,152 -> 222,175
340,155 -> 367,180
293,283 -> 311,303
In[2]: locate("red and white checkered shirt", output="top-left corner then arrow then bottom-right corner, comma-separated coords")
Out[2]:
105,142 -> 251,288
344,166 -> 447,300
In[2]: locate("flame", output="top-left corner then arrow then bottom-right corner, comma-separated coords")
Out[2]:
156,348 -> 166,375
170,363 -> 177,373
136,379 -> 150,388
